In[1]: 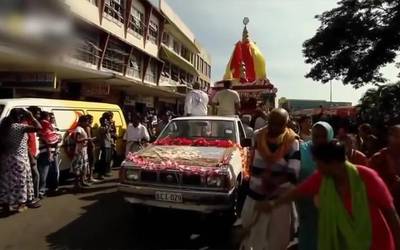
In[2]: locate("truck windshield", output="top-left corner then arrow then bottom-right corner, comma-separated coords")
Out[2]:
158,120 -> 237,143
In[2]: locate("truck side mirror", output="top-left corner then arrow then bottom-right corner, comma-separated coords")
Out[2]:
241,138 -> 252,148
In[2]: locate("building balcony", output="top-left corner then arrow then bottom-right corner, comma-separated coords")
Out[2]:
160,45 -> 198,77
126,67 -> 141,79
159,75 -> 179,87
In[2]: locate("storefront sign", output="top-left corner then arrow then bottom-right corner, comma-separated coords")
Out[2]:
81,83 -> 110,96
0,72 -> 57,89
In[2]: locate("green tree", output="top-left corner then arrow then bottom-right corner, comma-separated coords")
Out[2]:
303,0 -> 400,88
357,82 -> 400,130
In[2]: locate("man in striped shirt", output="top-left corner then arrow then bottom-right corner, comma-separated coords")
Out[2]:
241,108 -> 300,250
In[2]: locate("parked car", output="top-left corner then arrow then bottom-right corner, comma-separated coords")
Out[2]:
0,98 -> 127,172
119,116 -> 252,222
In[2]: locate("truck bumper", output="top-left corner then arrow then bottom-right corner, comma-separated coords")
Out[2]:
118,184 -> 235,214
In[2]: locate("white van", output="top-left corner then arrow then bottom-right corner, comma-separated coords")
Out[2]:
0,98 -> 127,172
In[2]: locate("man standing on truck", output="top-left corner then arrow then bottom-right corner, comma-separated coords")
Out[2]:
212,80 -> 241,117
184,82 -> 209,116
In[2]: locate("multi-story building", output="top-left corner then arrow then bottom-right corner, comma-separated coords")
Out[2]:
157,0 -> 211,112
0,0 -> 211,115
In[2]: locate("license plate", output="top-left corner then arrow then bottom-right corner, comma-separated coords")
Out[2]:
155,191 -> 183,203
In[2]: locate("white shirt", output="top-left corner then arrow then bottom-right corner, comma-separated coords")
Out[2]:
74,126 -> 88,154
184,89 -> 209,116
123,123 -> 150,142
212,89 -> 240,116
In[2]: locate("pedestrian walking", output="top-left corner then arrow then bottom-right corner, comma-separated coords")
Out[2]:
96,117 -> 113,180
212,80 -> 241,117
240,108 -> 300,250
71,116 -> 94,191
297,121 -> 334,250
369,125 -> 400,213
123,115 -> 150,156
184,82 -> 209,116
256,141 -> 400,250
0,108 -> 42,212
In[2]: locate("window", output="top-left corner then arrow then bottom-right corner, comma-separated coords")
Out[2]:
171,64 -> 179,81
238,121 -> 246,141
129,7 -> 144,37
187,74 -> 194,84
208,65 -> 211,78
104,0 -> 124,23
158,120 -> 237,143
145,61 -> 158,83
180,46 -> 190,62
126,50 -> 141,78
147,20 -> 158,44
200,58 -> 204,74
102,39 -> 129,73
162,32 -> 170,46
196,55 -> 200,70
162,62 -> 170,77
51,109 -> 84,131
173,39 -> 180,54
74,29 -> 101,66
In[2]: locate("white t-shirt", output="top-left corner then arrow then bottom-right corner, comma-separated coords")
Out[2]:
74,126 -> 88,154
212,89 -> 240,116
184,89 -> 209,116
123,123 -> 150,142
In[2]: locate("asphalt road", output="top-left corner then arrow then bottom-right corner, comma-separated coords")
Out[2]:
0,171 -> 238,250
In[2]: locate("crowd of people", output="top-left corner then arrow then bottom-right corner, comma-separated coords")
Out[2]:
0,107 -> 146,214
1,77 -> 400,250
237,108 -> 400,250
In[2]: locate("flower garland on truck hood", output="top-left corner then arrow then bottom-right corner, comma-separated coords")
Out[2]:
124,137 -> 238,176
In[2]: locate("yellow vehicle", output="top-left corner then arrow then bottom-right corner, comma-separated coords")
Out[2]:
0,98 -> 127,172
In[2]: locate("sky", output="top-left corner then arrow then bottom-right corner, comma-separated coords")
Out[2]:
156,0 -> 399,105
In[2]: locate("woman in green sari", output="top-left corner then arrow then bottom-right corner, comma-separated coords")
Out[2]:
256,141 -> 400,250
297,121 -> 334,250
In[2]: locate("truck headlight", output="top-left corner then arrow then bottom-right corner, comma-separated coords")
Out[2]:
126,169 -> 140,181
207,176 -> 224,187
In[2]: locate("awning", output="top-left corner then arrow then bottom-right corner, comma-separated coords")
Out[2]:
159,45 -> 198,76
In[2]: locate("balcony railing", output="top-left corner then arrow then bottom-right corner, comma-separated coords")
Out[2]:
126,67 -> 141,79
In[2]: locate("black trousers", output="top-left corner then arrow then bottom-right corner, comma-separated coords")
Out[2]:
98,147 -> 112,176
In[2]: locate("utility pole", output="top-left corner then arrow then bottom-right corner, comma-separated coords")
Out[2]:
330,80 -> 333,106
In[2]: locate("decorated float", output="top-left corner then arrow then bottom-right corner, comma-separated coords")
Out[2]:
210,17 -> 277,114
119,116 -> 252,221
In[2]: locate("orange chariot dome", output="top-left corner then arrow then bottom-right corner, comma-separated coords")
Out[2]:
223,17 -> 267,84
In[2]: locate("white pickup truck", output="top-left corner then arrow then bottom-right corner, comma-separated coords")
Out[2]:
119,116 -> 252,221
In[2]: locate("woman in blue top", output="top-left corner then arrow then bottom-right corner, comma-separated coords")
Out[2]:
297,121 -> 334,250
